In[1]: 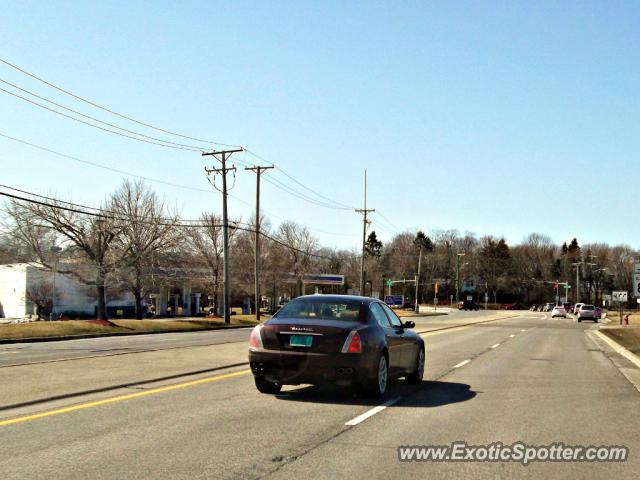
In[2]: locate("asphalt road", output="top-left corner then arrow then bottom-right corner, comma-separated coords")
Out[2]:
1,311 -> 639,479
0,309 -> 493,367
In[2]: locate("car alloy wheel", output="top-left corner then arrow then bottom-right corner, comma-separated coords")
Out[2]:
377,355 -> 388,395
406,348 -> 425,384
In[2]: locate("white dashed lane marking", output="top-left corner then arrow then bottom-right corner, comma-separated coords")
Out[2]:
345,397 -> 401,426
453,359 -> 471,369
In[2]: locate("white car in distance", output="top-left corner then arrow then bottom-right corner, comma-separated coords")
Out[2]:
551,305 -> 567,318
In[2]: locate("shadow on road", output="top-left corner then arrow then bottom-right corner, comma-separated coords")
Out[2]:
275,380 -> 477,408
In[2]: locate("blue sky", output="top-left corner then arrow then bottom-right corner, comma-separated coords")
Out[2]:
1,1 -> 639,250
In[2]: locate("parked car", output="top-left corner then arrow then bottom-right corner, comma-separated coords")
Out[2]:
248,295 -> 425,397
458,300 -> 480,311
551,305 -> 567,318
577,304 -> 598,322
504,303 -> 526,310
543,303 -> 555,312
572,303 -> 584,315
563,303 -> 573,313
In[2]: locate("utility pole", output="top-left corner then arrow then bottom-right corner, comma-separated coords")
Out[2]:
203,148 -> 243,324
244,165 -> 274,321
572,261 -> 581,304
414,245 -> 423,313
455,253 -> 466,303
355,170 -> 374,295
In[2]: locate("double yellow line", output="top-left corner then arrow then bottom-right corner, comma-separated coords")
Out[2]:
2,313 -> 522,428
0,369 -> 251,427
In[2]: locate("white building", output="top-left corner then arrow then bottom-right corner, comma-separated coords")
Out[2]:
0,263 -> 133,319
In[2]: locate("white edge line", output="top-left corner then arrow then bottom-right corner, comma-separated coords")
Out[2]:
593,330 -> 640,369
453,359 -> 471,369
345,397 -> 401,426
509,334 -> 516,338
491,343 -> 500,349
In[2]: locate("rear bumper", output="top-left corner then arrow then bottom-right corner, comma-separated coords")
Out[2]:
249,348 -> 376,386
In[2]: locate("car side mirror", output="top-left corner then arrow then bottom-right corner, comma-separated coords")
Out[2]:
402,320 -> 415,329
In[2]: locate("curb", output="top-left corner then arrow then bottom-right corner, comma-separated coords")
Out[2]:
593,330 -> 640,369
0,324 -> 255,345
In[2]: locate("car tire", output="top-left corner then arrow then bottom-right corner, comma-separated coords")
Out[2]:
360,354 -> 388,398
405,347 -> 425,384
254,377 -> 282,394
578,318 -> 582,323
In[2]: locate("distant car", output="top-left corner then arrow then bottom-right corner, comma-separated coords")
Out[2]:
577,304 -> 598,322
529,304 -> 538,311
504,303 -> 526,310
248,295 -> 425,397
551,305 -> 567,318
595,306 -> 602,320
542,303 -> 555,312
572,303 -> 584,315
563,303 -> 573,313
458,300 -> 480,311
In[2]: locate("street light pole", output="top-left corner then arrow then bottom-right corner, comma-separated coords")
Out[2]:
455,253 -> 465,303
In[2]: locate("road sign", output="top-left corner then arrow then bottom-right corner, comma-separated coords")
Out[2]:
564,284 -> 571,289
384,295 -> 404,307
634,273 -> 640,298
612,291 -> 628,302
386,280 -> 393,287
281,273 -> 345,285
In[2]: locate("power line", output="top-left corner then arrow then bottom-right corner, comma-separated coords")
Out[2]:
374,211 -> 402,233
0,183 -> 232,225
0,131 -> 213,193
0,132 -> 358,237
0,188 -> 357,260
244,149 -> 356,209
0,86 -> 203,152
0,57 -> 240,148
0,57 -> 361,214
261,175 -> 352,210
0,78 -> 210,150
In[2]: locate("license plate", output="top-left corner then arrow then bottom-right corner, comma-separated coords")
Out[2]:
289,335 -> 313,347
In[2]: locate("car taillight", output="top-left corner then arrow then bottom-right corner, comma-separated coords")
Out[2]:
249,326 -> 263,349
341,331 -> 361,353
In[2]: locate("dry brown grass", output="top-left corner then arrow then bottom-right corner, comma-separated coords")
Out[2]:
0,315 -> 264,340
601,327 -> 640,356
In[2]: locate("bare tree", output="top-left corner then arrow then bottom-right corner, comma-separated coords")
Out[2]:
4,199 -> 121,320
110,180 -> 179,319
186,212 -> 239,315
24,276 -> 57,320
277,221 -> 318,297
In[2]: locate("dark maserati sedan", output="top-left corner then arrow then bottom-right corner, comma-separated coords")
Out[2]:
248,295 -> 425,397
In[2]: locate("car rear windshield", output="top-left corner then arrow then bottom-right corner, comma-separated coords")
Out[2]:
275,298 -> 363,321
581,305 -> 595,310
